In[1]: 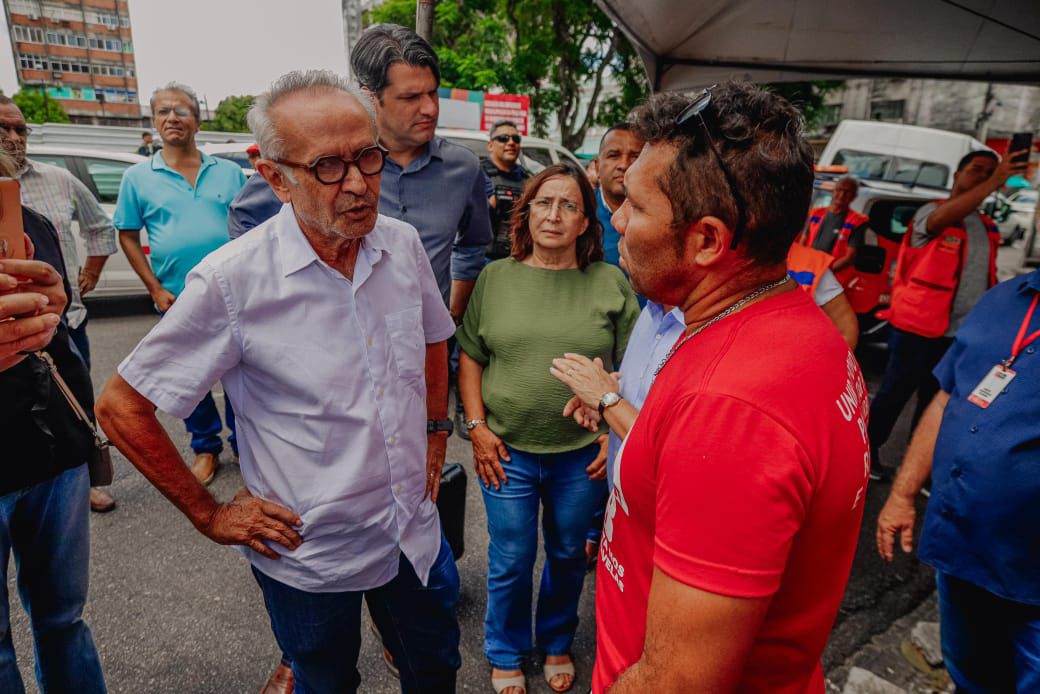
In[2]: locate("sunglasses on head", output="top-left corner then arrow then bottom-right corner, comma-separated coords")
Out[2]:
491,134 -> 521,144
675,85 -> 747,251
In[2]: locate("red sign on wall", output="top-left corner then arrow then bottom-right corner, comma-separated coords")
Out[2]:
482,94 -> 531,135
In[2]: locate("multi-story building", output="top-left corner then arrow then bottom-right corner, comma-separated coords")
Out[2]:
3,0 -> 140,124
819,79 -> 1040,147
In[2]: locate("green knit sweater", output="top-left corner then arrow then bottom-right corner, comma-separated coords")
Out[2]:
457,258 -> 640,453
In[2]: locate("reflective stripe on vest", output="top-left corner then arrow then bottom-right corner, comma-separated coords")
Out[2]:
787,243 -> 835,299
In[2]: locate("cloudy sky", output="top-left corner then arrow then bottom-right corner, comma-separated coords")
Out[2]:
0,0 -> 351,107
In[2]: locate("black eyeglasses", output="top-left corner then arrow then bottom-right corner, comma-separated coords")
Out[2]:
0,123 -> 31,137
491,134 -> 521,144
675,85 -> 747,250
272,145 -> 386,185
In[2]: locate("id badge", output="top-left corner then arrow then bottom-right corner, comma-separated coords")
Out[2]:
967,364 -> 1015,408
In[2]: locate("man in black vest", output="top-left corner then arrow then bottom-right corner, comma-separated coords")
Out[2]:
483,119 -> 530,260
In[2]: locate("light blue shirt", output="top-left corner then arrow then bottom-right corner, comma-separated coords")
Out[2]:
114,151 -> 246,297
607,301 -> 686,487
118,208 -> 456,592
379,136 -> 492,305
597,187 -> 621,268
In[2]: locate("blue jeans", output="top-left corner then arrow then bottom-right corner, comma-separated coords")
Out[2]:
0,465 -> 106,693
481,443 -> 606,669
253,535 -> 461,693
68,319 -> 90,372
867,328 -> 953,466
937,572 -> 1040,693
184,391 -> 236,456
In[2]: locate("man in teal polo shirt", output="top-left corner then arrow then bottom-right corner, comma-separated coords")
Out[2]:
115,81 -> 246,486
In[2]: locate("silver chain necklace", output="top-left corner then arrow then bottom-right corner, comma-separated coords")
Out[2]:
654,275 -> 791,376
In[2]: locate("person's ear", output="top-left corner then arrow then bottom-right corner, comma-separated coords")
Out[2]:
257,160 -> 292,203
687,215 -> 732,267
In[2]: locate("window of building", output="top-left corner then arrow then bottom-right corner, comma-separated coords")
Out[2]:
18,53 -> 48,71
13,26 -> 45,43
869,100 -> 906,122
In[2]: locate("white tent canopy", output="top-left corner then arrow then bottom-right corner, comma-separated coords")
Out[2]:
595,0 -> 1040,91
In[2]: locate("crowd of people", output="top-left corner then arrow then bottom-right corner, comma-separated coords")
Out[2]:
0,20 -> 1035,694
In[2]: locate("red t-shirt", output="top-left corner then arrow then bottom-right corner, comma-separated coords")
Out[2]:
593,288 -> 869,693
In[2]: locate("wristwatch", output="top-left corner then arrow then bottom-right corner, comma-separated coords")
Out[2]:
427,419 -> 454,436
598,392 -> 622,415
465,418 -> 487,431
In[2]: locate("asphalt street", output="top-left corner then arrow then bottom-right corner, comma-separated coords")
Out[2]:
8,243 -> 1025,693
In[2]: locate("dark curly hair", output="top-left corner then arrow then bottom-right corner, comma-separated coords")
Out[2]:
510,163 -> 605,270
629,82 -> 814,265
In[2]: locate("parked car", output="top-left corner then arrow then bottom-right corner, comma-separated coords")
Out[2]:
26,145 -> 150,300
810,173 -> 942,340
198,142 -> 255,174
437,128 -> 582,172
998,188 -> 1037,245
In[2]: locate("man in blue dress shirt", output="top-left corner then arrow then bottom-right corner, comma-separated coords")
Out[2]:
878,269 -> 1040,693
350,23 -> 491,322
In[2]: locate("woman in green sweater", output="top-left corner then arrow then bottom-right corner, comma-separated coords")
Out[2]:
457,163 -> 639,694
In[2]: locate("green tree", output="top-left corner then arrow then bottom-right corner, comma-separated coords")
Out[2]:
12,89 -> 70,123
366,0 -> 649,152
201,94 -> 254,132
766,81 -> 845,131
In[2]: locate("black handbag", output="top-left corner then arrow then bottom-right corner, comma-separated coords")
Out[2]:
33,351 -> 113,486
436,463 -> 467,560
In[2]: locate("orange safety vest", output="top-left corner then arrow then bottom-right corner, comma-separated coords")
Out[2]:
802,207 -> 869,261
787,243 -> 834,300
887,202 -> 999,338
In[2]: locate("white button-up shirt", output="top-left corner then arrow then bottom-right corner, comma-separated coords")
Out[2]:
118,205 -> 455,592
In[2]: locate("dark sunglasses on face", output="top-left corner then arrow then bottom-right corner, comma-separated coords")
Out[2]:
492,134 -> 521,144
0,123 -> 31,137
675,85 -> 747,250
272,145 -> 387,185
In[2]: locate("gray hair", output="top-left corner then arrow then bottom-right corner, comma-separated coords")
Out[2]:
350,23 -> 440,96
248,70 -> 376,170
150,81 -> 201,121
835,175 -> 860,192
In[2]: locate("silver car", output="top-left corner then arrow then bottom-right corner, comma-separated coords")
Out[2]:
26,145 -> 149,300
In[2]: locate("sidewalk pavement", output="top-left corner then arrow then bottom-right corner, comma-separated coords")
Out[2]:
829,591 -> 955,694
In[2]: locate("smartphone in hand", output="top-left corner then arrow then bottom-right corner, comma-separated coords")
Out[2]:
1009,132 -> 1033,165
0,179 -> 25,260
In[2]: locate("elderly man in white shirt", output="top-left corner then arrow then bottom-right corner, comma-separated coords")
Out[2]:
96,70 -> 461,694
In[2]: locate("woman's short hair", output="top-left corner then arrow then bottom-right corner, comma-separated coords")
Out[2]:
510,162 -> 604,271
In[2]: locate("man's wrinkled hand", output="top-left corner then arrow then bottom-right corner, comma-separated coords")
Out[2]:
151,287 -> 176,313
425,433 -> 447,502
200,488 -> 303,560
78,268 -> 99,296
876,491 -> 916,562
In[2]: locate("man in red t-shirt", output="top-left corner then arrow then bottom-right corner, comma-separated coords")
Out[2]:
552,83 -> 869,693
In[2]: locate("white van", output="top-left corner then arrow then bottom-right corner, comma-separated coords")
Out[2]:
818,120 -> 991,190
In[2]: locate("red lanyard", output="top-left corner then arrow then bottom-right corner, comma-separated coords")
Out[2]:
1007,293 -> 1040,368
